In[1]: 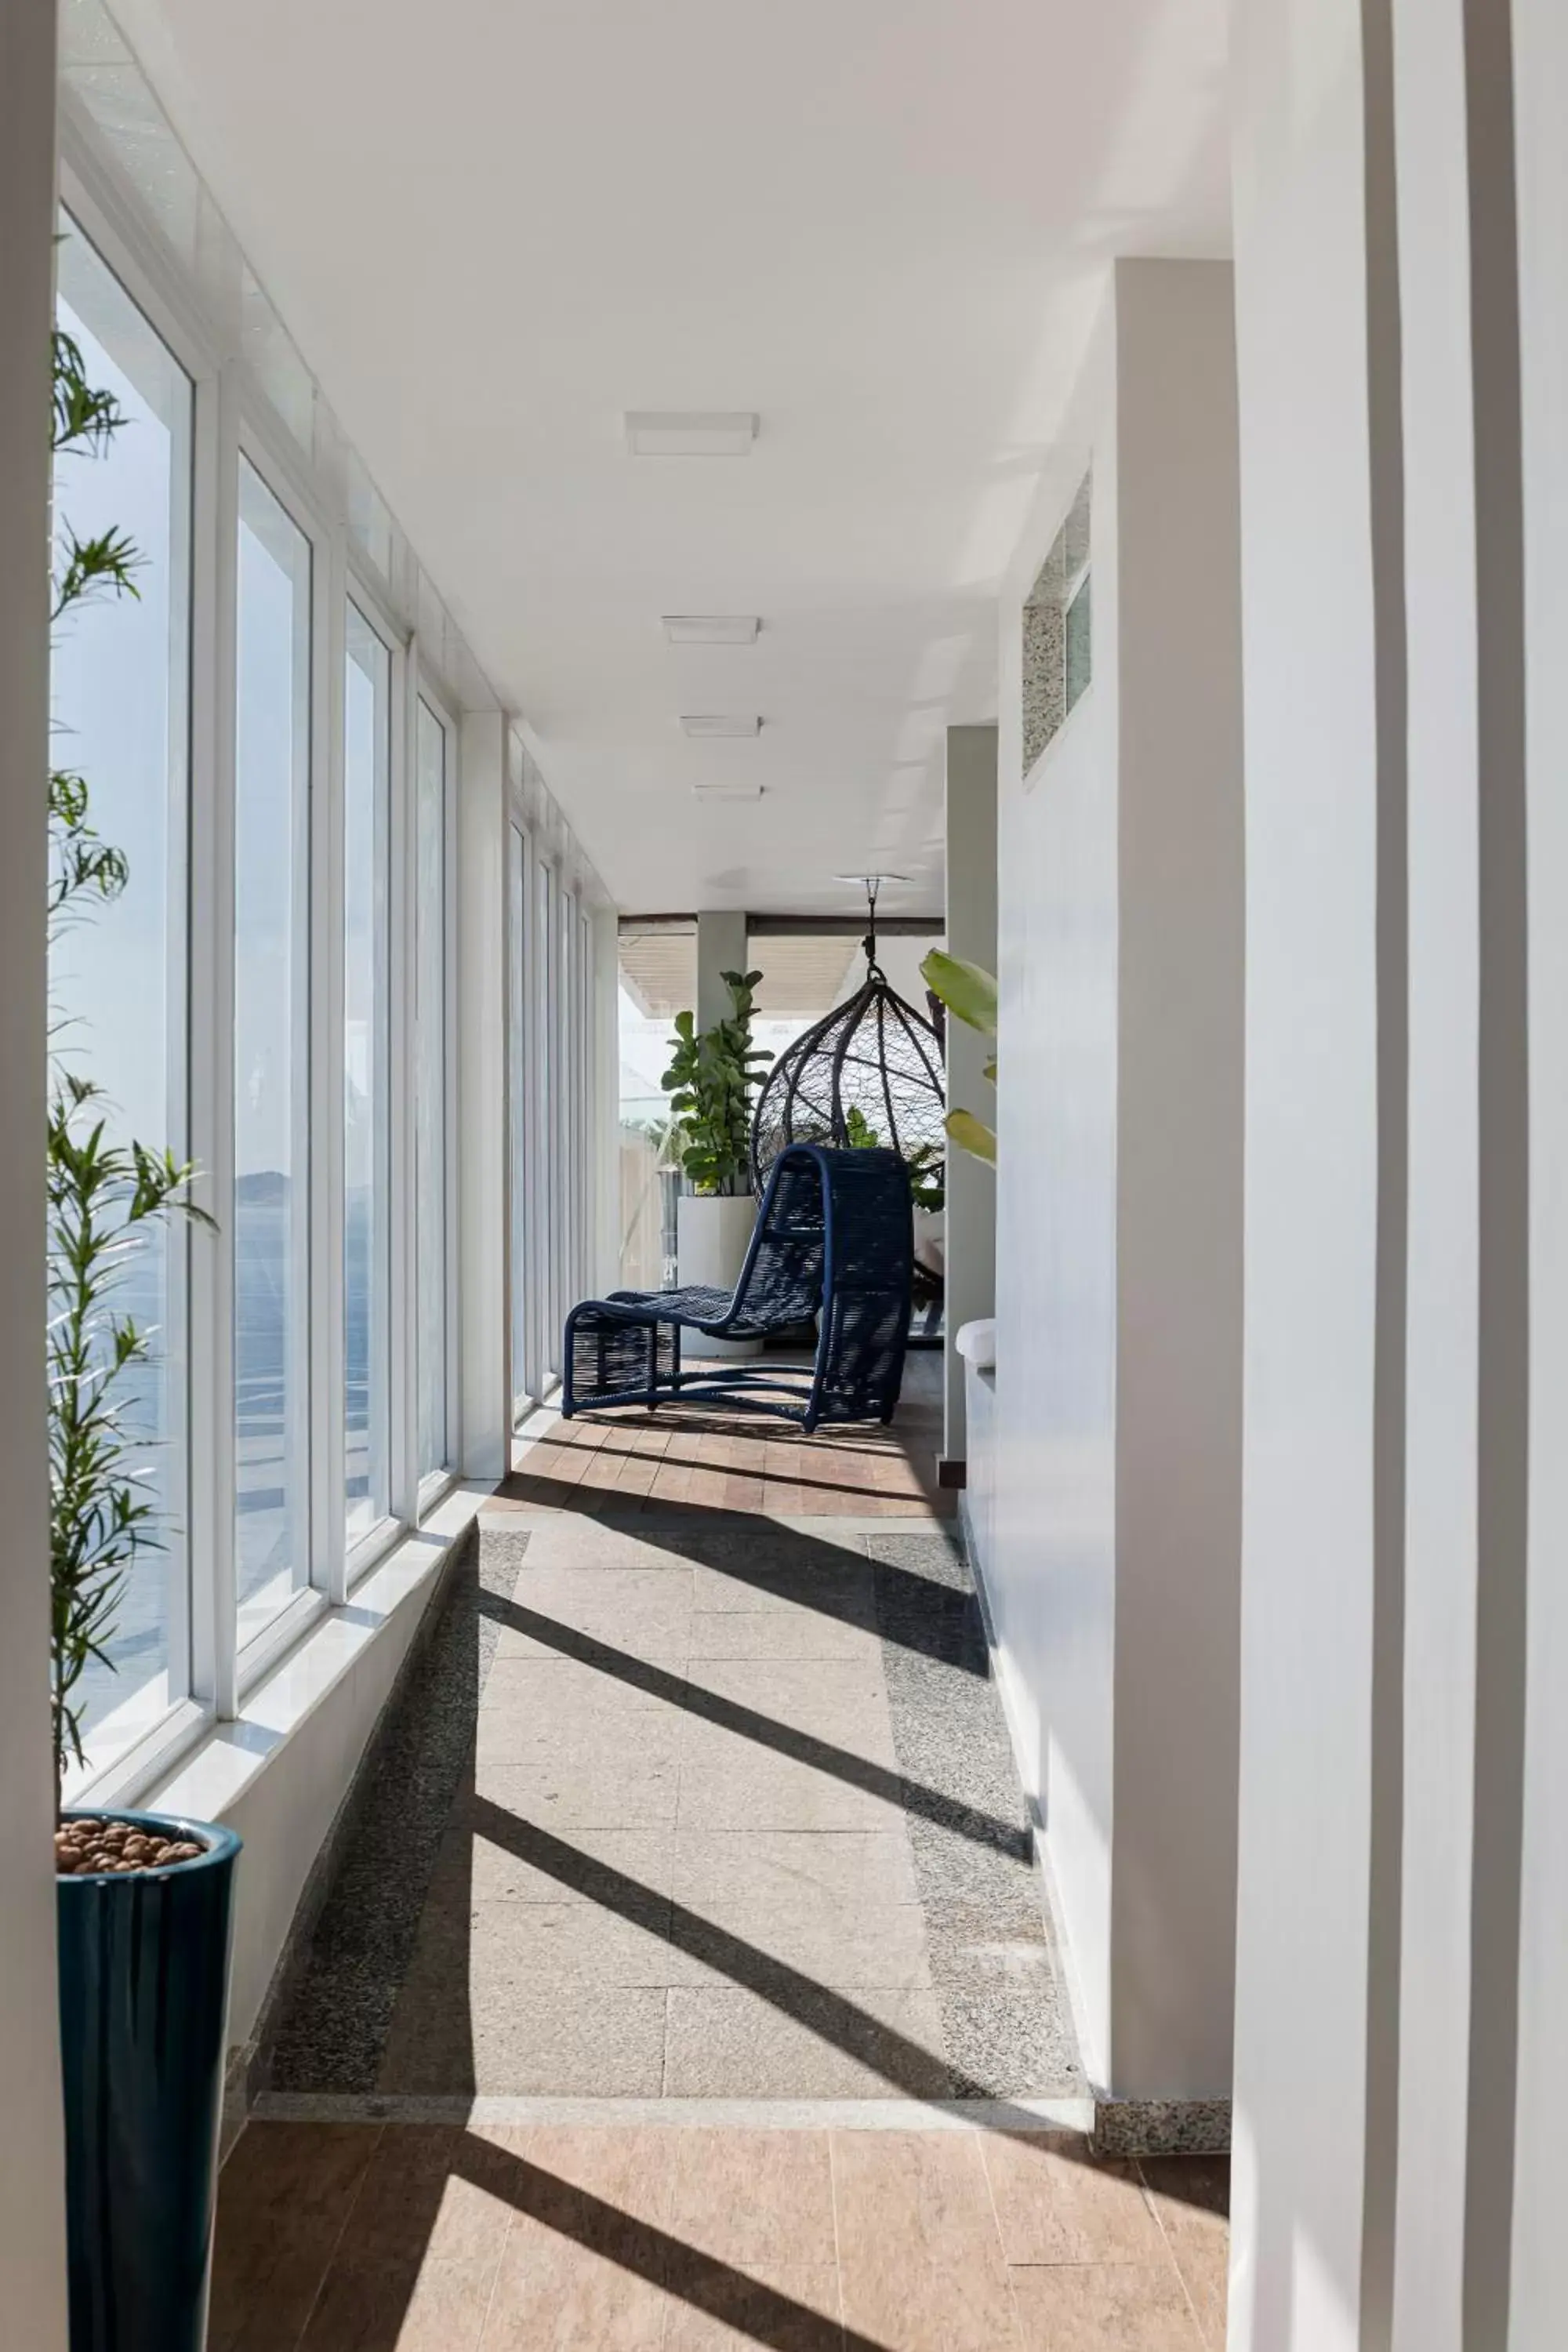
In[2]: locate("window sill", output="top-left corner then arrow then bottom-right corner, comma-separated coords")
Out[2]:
137,1479 -> 493,1828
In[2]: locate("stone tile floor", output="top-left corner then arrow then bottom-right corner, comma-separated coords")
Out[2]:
210,2120 -> 1229,2350
219,1359 -> 1229,2344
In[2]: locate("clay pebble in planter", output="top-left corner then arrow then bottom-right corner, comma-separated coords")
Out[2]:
56,1809 -> 241,2352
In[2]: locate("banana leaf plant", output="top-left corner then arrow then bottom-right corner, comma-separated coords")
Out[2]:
920,949 -> 996,1167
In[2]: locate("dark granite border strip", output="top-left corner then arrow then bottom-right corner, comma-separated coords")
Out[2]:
255,1522 -> 526,2099
1092,2097 -> 1232,2160
864,1530 -> 1084,2100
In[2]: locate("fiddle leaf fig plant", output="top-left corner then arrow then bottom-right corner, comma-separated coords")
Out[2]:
49,324 -> 210,1802
662,967 -> 771,1196
921,948 -> 997,1168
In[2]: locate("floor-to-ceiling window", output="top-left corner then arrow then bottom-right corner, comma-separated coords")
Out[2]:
343,604 -> 394,1548
52,214 -> 193,1778
234,458 -> 313,1648
49,106 -> 603,1798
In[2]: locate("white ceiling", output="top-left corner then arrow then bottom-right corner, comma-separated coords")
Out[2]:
116,0 -> 1231,916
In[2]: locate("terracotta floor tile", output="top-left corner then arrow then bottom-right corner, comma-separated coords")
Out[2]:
980,2132 -> 1167,2267
831,2130 -> 1021,2351
663,2130 -> 838,2288
209,2123 -> 381,2352
1007,2260 -> 1203,2350
298,2255 -> 499,2352
477,2126 -> 677,2350
1138,2159 -> 1229,2348
659,2262 -> 844,2350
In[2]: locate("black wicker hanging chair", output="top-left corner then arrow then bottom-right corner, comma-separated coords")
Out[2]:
750,883 -> 947,1195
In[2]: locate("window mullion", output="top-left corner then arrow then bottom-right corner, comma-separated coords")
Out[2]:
316,538 -> 349,1605
189,360 -> 239,1720
388,632 -> 416,1528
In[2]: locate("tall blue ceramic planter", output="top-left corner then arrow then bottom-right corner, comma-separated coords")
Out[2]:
57,1811 -> 241,2352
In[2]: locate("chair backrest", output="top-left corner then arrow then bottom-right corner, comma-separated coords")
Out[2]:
731,1145 -> 913,1420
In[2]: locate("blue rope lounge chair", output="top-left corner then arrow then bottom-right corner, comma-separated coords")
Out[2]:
562,1143 -> 913,1431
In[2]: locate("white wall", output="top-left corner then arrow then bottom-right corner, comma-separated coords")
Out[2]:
942,723 -> 998,1465
1228,0 -> 1556,2343
459,710 -> 510,1475
0,2 -> 71,2336
1502,0 -> 1566,2342
991,261 -> 1243,2100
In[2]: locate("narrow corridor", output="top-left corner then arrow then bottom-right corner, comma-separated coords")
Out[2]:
213,1360 -> 1229,2345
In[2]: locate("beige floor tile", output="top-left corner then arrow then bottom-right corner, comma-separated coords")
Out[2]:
831,2130 -> 1021,2351
671,1828 -> 919,1911
665,1985 -> 949,2099
662,2130 -> 837,2287
688,1560 -> 876,1621
1007,2260 -> 1203,2350
683,1659 -> 898,1752
980,2133 -> 1167,2267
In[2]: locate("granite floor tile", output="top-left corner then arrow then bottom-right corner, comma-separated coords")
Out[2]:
490,1566 -> 695,1664
681,1659 -> 899,1761
831,2129 -> 1022,2352
980,2133 -> 1167,2266
665,1985 -> 950,2099
659,1899 -> 933,1991
378,1976 -> 669,2096
1007,2260 -> 1203,2350
673,1730 -> 906,1835
670,1828 -> 919,1913
686,1605 -> 884,1664
470,1745 -> 683,1831
430,1820 -> 676,1906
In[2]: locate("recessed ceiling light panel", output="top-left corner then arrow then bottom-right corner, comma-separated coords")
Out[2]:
626,411 -> 757,456
681,714 -> 762,738
692,783 -> 764,801
662,615 -> 760,645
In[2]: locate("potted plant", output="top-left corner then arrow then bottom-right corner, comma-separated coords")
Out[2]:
49,322 -> 239,2352
662,967 -> 771,1357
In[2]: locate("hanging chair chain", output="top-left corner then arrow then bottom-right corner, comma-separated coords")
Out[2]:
862,876 -> 886,985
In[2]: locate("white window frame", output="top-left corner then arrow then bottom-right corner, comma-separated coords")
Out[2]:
56,93 -> 598,1806
412,670 -> 460,1515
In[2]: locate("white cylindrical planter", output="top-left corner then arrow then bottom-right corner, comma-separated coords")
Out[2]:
677,1192 -> 764,1359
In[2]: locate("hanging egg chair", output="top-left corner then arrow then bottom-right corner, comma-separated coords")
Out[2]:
749,880 -> 947,1195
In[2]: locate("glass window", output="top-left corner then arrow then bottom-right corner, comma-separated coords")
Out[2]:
509,823 -> 530,1414
52,218 -> 193,1780
234,460 -> 313,1642
343,604 -> 392,1544
414,697 -> 448,1481
536,864 -> 557,1377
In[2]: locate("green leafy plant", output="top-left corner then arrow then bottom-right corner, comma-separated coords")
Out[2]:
921,949 -> 997,1168
49,325 -> 209,1800
662,967 -> 771,1196
843,1105 -> 880,1150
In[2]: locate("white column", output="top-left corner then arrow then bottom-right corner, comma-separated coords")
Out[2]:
1229,3 -> 1392,2339
0,0 -> 71,2337
458,710 -> 510,1476
695,909 -> 749,1034
941,724 -> 996,1470
991,260 -> 1243,2109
